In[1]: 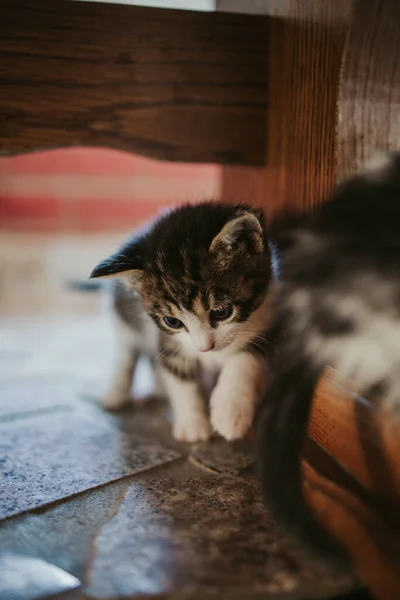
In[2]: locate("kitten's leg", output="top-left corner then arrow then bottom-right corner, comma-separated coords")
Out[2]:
153,364 -> 167,399
160,366 -> 211,443
102,321 -> 139,410
210,353 -> 268,440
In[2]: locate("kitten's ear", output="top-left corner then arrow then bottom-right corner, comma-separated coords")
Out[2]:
209,211 -> 264,254
90,246 -> 144,289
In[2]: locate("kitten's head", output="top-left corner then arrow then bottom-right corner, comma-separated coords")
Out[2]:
91,202 -> 271,354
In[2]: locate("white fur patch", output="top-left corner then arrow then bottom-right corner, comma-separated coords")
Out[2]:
102,312 -> 158,409
287,285 -> 400,410
210,352 -> 268,440
101,319 -> 137,409
180,310 -> 216,353
161,369 -> 211,442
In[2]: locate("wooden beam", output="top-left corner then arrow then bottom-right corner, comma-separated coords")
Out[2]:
337,0 -> 400,178
0,0 -> 268,164
310,368 -> 400,512
221,1 -> 352,214
303,458 -> 400,600
264,0 -> 352,213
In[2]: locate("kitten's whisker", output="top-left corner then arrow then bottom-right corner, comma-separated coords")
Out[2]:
154,347 -> 174,368
235,327 -> 274,348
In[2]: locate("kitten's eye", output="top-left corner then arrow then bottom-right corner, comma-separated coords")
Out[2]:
163,316 -> 184,330
210,305 -> 233,322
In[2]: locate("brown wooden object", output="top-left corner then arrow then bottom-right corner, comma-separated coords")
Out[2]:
264,0 -> 352,213
337,0 -> 400,178
0,1 -> 267,165
221,0 -> 352,214
303,459 -> 400,600
310,369 -> 400,511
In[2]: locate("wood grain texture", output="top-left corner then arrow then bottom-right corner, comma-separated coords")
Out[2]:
303,461 -> 400,600
306,369 -> 400,599
218,0 -> 352,19
0,0 -> 268,164
220,166 -> 266,207
309,369 -> 400,512
337,0 -> 400,178
221,2 -> 352,214
264,1 -> 352,215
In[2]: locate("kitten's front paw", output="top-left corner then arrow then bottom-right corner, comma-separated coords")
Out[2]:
210,389 -> 254,441
101,390 -> 131,411
173,413 -> 212,443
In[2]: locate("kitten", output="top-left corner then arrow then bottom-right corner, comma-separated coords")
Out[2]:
91,202 -> 273,443
257,152 -> 400,564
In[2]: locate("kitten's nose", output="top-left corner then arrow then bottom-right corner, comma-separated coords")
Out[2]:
199,341 -> 215,353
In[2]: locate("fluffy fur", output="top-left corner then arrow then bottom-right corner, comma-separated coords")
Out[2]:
257,152 -> 400,564
91,202 -> 273,442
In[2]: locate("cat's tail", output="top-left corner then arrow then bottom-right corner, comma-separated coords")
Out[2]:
257,361 -> 347,565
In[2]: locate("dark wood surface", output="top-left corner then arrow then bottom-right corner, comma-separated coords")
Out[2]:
310,369 -> 400,512
0,0 -> 268,164
221,1 -> 352,214
264,0 -> 352,214
306,371 -> 400,600
337,0 -> 400,178
303,456 -> 400,600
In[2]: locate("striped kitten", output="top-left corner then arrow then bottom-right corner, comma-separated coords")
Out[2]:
258,152 -> 400,564
91,202 -> 273,442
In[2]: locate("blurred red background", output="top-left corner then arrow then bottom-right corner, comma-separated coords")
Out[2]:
0,148 -> 220,232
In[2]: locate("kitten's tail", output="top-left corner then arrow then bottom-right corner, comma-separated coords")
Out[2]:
257,361 -> 347,565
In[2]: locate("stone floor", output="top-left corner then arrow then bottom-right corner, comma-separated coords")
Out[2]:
0,233 -> 370,600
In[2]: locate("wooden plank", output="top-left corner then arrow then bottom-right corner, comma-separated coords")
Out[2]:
309,368 -> 400,516
221,1 -> 352,214
265,0 -> 352,213
303,460 -> 400,600
337,0 -> 400,178
0,0 -> 268,164
306,370 -> 400,599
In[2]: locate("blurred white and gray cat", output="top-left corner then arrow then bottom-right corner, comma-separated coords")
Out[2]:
258,152 -> 400,565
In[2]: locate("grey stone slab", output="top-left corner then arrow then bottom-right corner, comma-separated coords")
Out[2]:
0,382 -> 76,421
0,460 -> 217,600
190,437 -> 254,476
87,478 -> 355,599
0,554 -> 80,600
0,479 -> 129,585
0,404 -> 181,520
0,315 -> 115,387
0,314 -> 156,404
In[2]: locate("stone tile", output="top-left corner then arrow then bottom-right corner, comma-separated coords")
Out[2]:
0,479 -> 129,585
0,554 -> 80,600
0,461 -> 215,594
0,404 -> 181,520
0,315 -> 114,387
0,382 -> 76,421
87,478 -> 355,599
190,437 -> 254,476
0,315 -> 155,404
